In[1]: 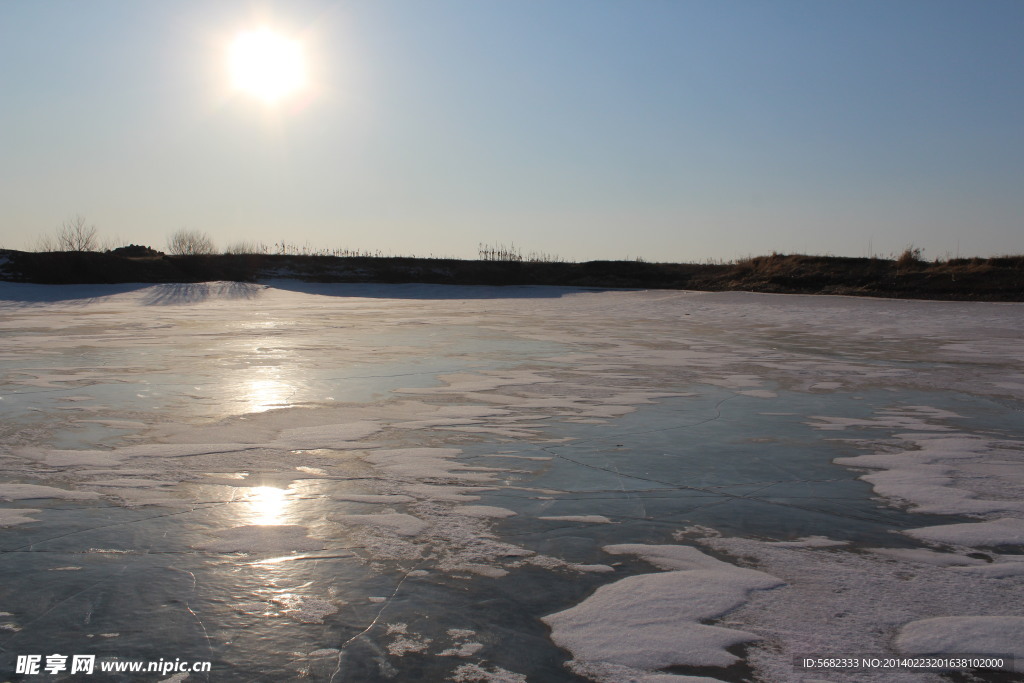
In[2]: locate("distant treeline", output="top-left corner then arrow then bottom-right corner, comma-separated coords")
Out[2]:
2,249 -> 1023,301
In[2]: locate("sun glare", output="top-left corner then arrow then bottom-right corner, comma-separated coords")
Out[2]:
228,28 -> 306,103
247,486 -> 290,525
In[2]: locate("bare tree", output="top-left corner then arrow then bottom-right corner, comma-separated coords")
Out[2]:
167,229 -> 216,256
34,233 -> 57,252
55,214 -> 99,251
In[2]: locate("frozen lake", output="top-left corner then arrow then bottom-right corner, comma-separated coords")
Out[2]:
1,282 -> 1022,682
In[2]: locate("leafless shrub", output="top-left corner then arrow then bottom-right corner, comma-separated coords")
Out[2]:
478,242 -> 524,262
896,245 -> 924,269
55,214 -> 99,251
167,229 -> 216,256
225,240 -> 270,255
34,233 -> 57,252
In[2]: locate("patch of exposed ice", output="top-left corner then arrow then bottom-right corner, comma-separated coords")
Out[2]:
399,484 -> 485,502
738,389 -> 777,398
195,524 -> 325,554
0,484 -> 100,501
74,419 -> 148,429
396,370 -> 557,396
273,421 -> 380,449
88,478 -> 178,488
362,448 -> 493,482
539,515 -> 612,524
895,617 -> 1024,671
703,375 -> 763,389
333,493 -> 415,504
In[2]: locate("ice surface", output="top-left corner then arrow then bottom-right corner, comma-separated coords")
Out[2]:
332,494 -> 415,504
195,524 -> 326,554
2,283 -> 1023,682
0,483 -> 100,500
538,515 -> 612,524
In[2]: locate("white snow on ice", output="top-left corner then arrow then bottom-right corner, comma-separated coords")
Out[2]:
895,617 -> 1024,671
543,544 -> 783,673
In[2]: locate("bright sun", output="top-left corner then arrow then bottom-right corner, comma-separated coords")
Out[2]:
227,28 -> 306,104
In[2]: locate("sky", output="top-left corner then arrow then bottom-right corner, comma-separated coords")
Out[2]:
1,1 -> 1022,262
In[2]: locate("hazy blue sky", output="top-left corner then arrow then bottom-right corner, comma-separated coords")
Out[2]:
2,1 -> 1022,261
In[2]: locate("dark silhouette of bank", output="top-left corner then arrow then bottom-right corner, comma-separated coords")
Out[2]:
1,249 -> 1022,302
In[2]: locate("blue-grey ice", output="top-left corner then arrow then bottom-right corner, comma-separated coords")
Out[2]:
1,282 -> 1022,681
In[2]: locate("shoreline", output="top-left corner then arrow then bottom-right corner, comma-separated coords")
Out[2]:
2,249 -> 1022,302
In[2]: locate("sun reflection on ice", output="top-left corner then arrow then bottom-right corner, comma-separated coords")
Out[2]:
247,486 -> 291,526
243,376 -> 293,413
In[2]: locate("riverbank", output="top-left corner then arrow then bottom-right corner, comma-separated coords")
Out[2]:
2,249 -> 1022,301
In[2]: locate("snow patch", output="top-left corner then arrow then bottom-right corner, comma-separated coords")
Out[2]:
333,513 -> 429,537
450,663 -> 527,682
904,517 -> 1024,547
895,617 -> 1024,671
0,508 -> 41,526
543,544 -> 783,673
